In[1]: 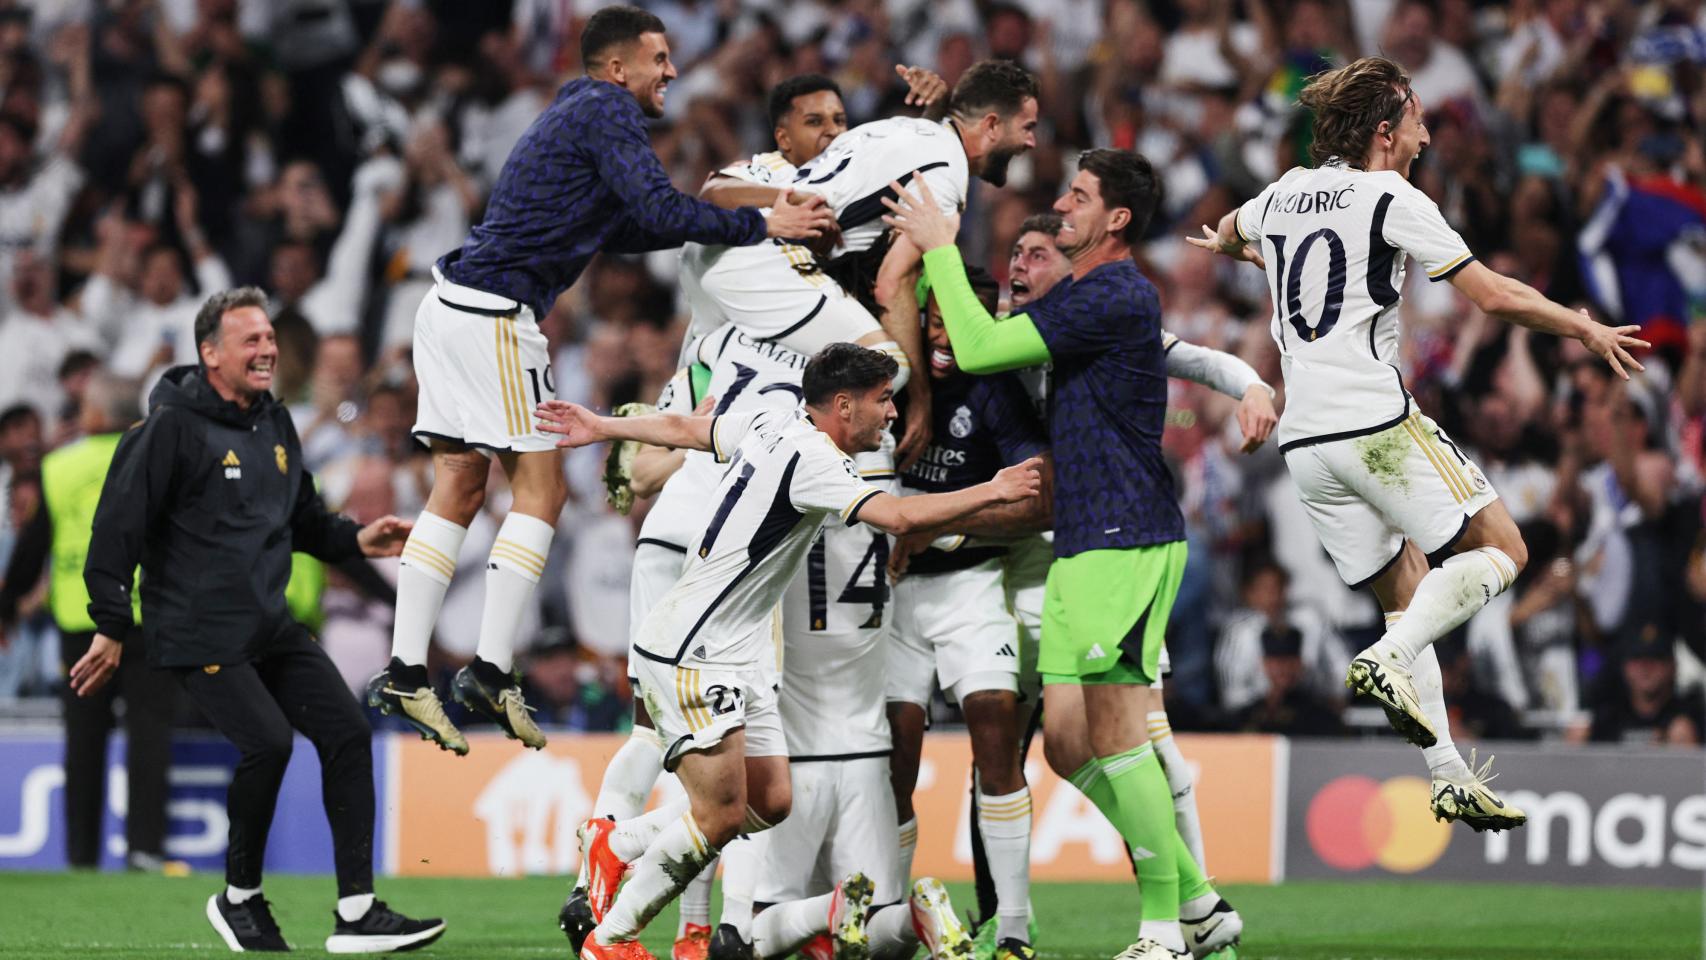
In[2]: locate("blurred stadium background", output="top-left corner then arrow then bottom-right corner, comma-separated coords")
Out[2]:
0,0 -> 1702,956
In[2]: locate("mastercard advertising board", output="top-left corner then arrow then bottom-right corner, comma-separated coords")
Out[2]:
386,731 -> 1278,882
1283,740 -> 1706,888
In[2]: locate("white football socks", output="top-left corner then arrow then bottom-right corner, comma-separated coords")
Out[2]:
594,813 -> 717,944
1370,547 -> 1518,666
976,786 -> 1032,943
392,512 -> 468,666
753,893 -> 833,958
1148,711 -> 1206,871
719,835 -> 759,939
867,903 -> 920,960
225,884 -> 261,905
1137,920 -> 1185,954
609,797 -> 692,862
594,727 -> 664,821
477,513 -> 554,672
897,818 -> 917,888
678,857 -> 715,936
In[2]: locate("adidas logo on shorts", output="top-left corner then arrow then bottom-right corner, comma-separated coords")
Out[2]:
1086,643 -> 1107,661
996,643 -> 1016,657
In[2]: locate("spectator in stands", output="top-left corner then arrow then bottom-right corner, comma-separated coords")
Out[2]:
1579,624 -> 1705,746
1436,633 -> 1532,742
0,252 -> 102,422
1216,560 -> 1349,714
1234,624 -> 1346,737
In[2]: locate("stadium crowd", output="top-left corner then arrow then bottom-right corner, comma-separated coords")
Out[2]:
0,0 -> 1702,748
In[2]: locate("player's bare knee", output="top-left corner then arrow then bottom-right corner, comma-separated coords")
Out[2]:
1041,731 -> 1088,780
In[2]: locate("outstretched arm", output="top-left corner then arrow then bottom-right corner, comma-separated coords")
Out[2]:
1185,210 -> 1267,268
855,457 -> 1044,536
1449,262 -> 1647,379
536,400 -> 715,452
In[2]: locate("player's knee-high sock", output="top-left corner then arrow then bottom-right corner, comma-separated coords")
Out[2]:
718,835 -> 759,940
609,797 -> 692,862
594,727 -> 665,821
1146,711 -> 1205,870
1071,758 -> 1212,912
392,512 -> 468,666
1096,745 -> 1185,951
976,786 -> 1032,943
897,818 -> 918,887
678,856 -> 716,937
867,903 -> 920,960
1370,547 -> 1519,667
1404,615 -> 1471,779
594,812 -> 717,944
752,893 -> 833,958
475,513 -> 554,672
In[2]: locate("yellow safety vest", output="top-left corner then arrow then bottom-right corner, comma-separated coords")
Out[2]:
41,433 -> 140,632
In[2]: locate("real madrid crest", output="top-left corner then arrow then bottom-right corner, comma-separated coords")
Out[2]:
275,444 -> 288,474
949,405 -> 973,439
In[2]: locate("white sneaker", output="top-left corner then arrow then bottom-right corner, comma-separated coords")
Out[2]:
1346,648 -> 1437,747
1432,750 -> 1527,832
828,872 -> 873,960
1180,896 -> 1242,959
908,878 -> 973,960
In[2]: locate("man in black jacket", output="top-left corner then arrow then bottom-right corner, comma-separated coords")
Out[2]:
72,287 -> 445,955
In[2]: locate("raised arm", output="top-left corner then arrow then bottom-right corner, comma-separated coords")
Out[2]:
1448,262 -> 1647,379
1165,334 -> 1279,451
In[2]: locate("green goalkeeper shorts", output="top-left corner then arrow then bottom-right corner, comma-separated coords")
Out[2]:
1038,541 -> 1187,686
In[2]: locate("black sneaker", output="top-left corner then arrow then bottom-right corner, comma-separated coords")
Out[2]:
206,892 -> 289,952
708,922 -> 755,960
560,886 -> 596,953
368,658 -> 468,755
452,657 -> 546,749
324,900 -> 446,954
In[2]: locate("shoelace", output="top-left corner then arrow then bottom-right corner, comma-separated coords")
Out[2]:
1464,748 -> 1500,787
496,687 -> 539,715
231,897 -> 281,937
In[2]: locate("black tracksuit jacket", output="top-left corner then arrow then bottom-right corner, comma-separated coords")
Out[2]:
84,366 -> 362,668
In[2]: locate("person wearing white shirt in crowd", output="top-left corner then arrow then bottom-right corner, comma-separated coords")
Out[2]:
0,252 -> 102,423
81,188 -> 233,380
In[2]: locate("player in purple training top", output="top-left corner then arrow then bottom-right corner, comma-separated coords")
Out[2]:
367,5 -> 835,754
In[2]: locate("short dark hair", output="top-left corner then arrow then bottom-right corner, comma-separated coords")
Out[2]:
946,59 -> 1038,121
802,343 -> 899,406
581,5 -> 667,67
194,287 -> 269,352
1018,212 -> 1062,239
57,349 -> 100,382
964,264 -> 1000,314
0,403 -> 39,433
1075,148 -> 1159,245
768,74 -> 842,130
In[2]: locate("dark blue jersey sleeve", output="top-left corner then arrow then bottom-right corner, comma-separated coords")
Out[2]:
586,99 -> 766,249
1026,270 -> 1163,359
969,374 -> 1050,466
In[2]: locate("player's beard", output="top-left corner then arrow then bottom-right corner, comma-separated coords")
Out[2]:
978,147 -> 1020,187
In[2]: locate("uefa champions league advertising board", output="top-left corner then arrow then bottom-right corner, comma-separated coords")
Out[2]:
1283,740 -> 1706,887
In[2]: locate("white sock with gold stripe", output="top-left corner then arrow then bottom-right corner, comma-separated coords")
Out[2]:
393,511 -> 467,666
477,512 -> 554,673
1372,546 -> 1519,667
897,818 -> 918,887
595,811 -> 717,944
976,786 -> 1032,942
1147,711 -> 1205,870
1391,609 -> 1472,779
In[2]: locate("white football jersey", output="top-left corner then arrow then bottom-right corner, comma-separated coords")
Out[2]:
632,407 -> 885,668
637,328 -> 810,552
791,117 -> 969,254
779,437 -> 898,757
1236,163 -> 1474,450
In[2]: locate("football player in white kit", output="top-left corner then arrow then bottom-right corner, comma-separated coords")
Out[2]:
536,344 -> 1041,960
1190,56 -> 1646,830
705,59 -> 1042,468
739,441 -> 970,960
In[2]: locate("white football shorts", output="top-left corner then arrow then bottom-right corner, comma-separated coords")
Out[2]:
887,559 -> 1021,706
1284,410 -> 1499,588
633,655 -> 786,772
680,241 -> 880,356
412,270 -> 557,454
751,755 -> 903,905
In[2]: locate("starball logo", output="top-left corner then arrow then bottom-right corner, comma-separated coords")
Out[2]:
1305,774 -> 1452,873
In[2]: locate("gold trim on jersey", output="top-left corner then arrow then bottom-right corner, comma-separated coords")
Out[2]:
1427,252 -> 1472,279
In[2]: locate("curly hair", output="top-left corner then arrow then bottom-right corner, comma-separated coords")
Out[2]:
1298,57 -> 1413,168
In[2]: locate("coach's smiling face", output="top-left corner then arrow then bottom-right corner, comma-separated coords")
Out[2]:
619,32 -> 677,118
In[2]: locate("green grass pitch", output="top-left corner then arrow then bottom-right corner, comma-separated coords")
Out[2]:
0,873 -> 1699,959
